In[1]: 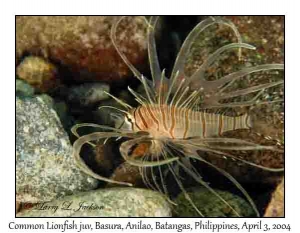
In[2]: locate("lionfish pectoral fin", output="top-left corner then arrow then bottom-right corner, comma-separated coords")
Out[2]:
147,16 -> 164,90
186,43 -> 256,92
119,137 -> 179,167
110,16 -> 144,82
178,160 -> 243,217
165,162 -> 205,217
170,16 -> 242,90
184,137 -> 284,172
72,132 -> 133,186
71,123 -> 99,147
184,154 -> 259,217
136,149 -> 177,206
111,16 -> 159,105
166,141 -> 253,216
155,151 -> 178,205
199,64 -> 284,109
71,123 -> 131,147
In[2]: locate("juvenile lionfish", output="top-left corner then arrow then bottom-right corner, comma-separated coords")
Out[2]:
72,16 -> 284,216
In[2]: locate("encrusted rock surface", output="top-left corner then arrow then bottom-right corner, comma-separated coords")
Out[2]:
16,16 -> 148,82
264,177 -> 284,217
16,96 -> 98,203
17,188 -> 171,217
67,82 -> 110,107
174,187 -> 256,217
17,56 -> 59,92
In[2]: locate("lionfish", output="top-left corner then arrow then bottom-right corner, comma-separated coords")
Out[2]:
72,16 -> 284,216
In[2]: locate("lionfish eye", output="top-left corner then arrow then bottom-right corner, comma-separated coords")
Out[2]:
125,115 -> 134,124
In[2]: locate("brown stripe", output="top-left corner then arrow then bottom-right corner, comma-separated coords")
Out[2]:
169,106 -> 176,138
183,108 -> 190,139
160,105 -> 168,131
138,107 -> 148,129
133,108 -> 143,130
145,105 -> 159,131
202,112 -> 206,137
218,115 -> 223,136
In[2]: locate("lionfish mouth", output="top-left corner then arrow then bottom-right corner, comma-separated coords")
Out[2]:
71,16 -> 284,217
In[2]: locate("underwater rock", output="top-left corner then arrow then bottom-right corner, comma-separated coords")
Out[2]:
16,79 -> 35,96
16,96 -> 98,203
174,187 -> 256,217
17,188 -> 171,217
36,93 -> 55,107
264,177 -> 284,217
67,83 -> 110,107
16,16 -> 148,82
16,56 -> 59,92
33,93 -> 72,130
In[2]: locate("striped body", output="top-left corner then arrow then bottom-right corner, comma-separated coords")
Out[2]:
131,104 -> 252,139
